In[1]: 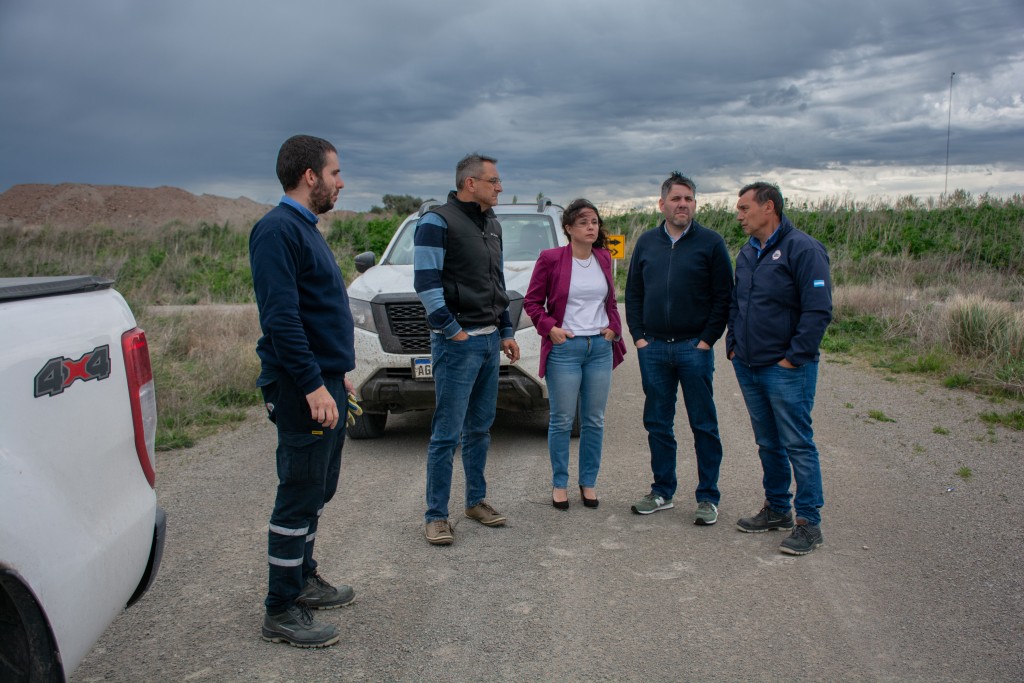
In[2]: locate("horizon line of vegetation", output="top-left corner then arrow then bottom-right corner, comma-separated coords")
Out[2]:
1,189 -> 1021,449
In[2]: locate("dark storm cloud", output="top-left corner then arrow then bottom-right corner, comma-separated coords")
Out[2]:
1,0 -> 1022,210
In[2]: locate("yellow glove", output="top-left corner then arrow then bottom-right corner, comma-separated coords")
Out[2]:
346,392 -> 363,427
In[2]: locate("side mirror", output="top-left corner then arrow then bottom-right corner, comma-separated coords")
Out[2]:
354,251 -> 376,273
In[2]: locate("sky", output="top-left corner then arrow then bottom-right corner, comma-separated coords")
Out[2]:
1,0 -> 1022,213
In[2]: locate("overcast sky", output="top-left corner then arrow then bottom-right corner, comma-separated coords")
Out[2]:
1,0 -> 1022,212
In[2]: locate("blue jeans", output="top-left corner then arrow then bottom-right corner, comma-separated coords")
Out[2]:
261,373 -> 347,613
545,335 -> 613,489
731,360 -> 824,525
425,331 -> 500,522
637,338 -> 723,504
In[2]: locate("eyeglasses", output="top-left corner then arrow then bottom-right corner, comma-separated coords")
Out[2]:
471,176 -> 502,186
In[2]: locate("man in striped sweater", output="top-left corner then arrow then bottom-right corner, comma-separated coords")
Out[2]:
413,153 -> 520,546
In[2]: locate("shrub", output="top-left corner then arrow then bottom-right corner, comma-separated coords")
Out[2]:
946,295 -> 1021,359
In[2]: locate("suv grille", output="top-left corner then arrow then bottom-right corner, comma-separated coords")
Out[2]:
385,302 -> 430,354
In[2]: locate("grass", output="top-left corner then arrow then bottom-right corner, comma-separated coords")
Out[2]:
944,374 -> 972,389
140,307 -> 262,450
4,190 -> 1022,449
957,466 -> 973,480
979,409 -> 1024,431
868,410 -> 896,423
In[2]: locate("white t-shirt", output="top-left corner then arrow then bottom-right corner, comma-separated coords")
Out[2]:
562,256 -> 609,336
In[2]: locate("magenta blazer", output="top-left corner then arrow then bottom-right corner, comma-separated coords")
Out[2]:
524,245 -> 627,378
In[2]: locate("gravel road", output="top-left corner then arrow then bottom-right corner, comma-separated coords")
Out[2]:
72,343 -> 1023,682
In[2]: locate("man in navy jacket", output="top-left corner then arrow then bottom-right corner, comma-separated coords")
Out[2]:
625,173 -> 733,525
250,135 -> 356,647
727,182 -> 832,555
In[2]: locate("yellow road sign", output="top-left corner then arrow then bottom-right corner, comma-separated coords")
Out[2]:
606,234 -> 626,260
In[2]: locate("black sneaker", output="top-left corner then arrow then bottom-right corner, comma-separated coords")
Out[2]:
779,519 -> 824,555
298,572 -> 355,610
261,603 -> 339,648
736,502 -> 795,533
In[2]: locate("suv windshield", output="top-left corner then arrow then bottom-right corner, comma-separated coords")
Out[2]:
383,213 -> 560,266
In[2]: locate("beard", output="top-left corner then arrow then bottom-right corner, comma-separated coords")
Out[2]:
309,176 -> 336,215
666,213 -> 691,231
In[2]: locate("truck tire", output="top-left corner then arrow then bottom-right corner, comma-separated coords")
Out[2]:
348,411 -> 387,439
0,573 -> 64,683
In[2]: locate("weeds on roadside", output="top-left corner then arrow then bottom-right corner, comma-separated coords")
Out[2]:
141,307 -> 262,450
944,374 -> 972,389
979,409 -> 1024,431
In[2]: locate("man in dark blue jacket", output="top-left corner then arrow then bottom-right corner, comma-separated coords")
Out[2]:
625,173 -> 733,525
250,135 -> 356,647
727,181 -> 832,555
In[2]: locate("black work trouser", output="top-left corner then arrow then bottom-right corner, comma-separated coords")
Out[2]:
260,373 -> 346,613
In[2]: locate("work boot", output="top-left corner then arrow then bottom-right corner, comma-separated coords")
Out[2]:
262,603 -> 339,648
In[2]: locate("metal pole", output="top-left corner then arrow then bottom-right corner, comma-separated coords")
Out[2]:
944,71 -> 956,201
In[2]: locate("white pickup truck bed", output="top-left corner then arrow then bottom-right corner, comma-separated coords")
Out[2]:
0,276 -> 165,682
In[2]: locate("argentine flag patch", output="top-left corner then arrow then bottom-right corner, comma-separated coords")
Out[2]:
813,279 -> 825,288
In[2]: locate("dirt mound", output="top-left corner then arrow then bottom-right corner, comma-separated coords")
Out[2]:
0,183 -> 356,231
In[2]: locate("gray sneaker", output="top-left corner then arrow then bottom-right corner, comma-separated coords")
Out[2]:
262,603 -> 339,648
425,519 -> 454,545
630,493 -> 673,515
298,572 -> 355,610
694,501 -> 718,526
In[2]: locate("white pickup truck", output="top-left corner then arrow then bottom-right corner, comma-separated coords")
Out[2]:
0,276 -> 166,682
346,198 -> 568,438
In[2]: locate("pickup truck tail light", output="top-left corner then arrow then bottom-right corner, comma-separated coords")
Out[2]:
121,327 -> 157,487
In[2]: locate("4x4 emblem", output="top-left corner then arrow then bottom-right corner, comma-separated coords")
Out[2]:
33,345 -> 112,397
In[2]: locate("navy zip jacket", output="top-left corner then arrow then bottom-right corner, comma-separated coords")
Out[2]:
625,220 -> 733,346
250,201 -> 355,394
726,215 -> 832,367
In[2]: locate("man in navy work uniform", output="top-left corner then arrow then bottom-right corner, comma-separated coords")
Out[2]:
414,153 -> 520,546
250,135 -> 356,647
727,181 -> 833,555
625,172 -> 733,525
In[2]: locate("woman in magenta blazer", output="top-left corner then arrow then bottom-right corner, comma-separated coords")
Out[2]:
524,199 -> 626,510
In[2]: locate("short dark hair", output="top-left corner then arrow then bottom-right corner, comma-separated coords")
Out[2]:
562,198 -> 608,249
660,172 -> 696,200
739,181 -> 784,217
276,135 -> 337,192
455,153 -> 498,189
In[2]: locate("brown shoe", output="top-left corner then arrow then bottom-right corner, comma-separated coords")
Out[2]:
464,501 -> 506,527
424,519 -> 454,545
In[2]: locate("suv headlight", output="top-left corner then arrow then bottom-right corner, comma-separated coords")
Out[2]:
350,298 -> 376,333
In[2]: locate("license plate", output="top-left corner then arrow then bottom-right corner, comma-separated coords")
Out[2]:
412,357 -> 432,380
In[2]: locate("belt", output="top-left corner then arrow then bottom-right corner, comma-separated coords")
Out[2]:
646,334 -> 697,344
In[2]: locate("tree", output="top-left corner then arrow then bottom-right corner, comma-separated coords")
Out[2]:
380,194 -> 424,215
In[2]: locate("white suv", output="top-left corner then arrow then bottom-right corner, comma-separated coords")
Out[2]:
346,198 -> 565,438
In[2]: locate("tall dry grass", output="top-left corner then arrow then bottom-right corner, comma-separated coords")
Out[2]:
139,306 -> 262,449
945,295 -> 1024,360
830,284 -> 1024,396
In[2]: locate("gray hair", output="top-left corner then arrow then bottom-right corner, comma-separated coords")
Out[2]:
455,153 -> 498,189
